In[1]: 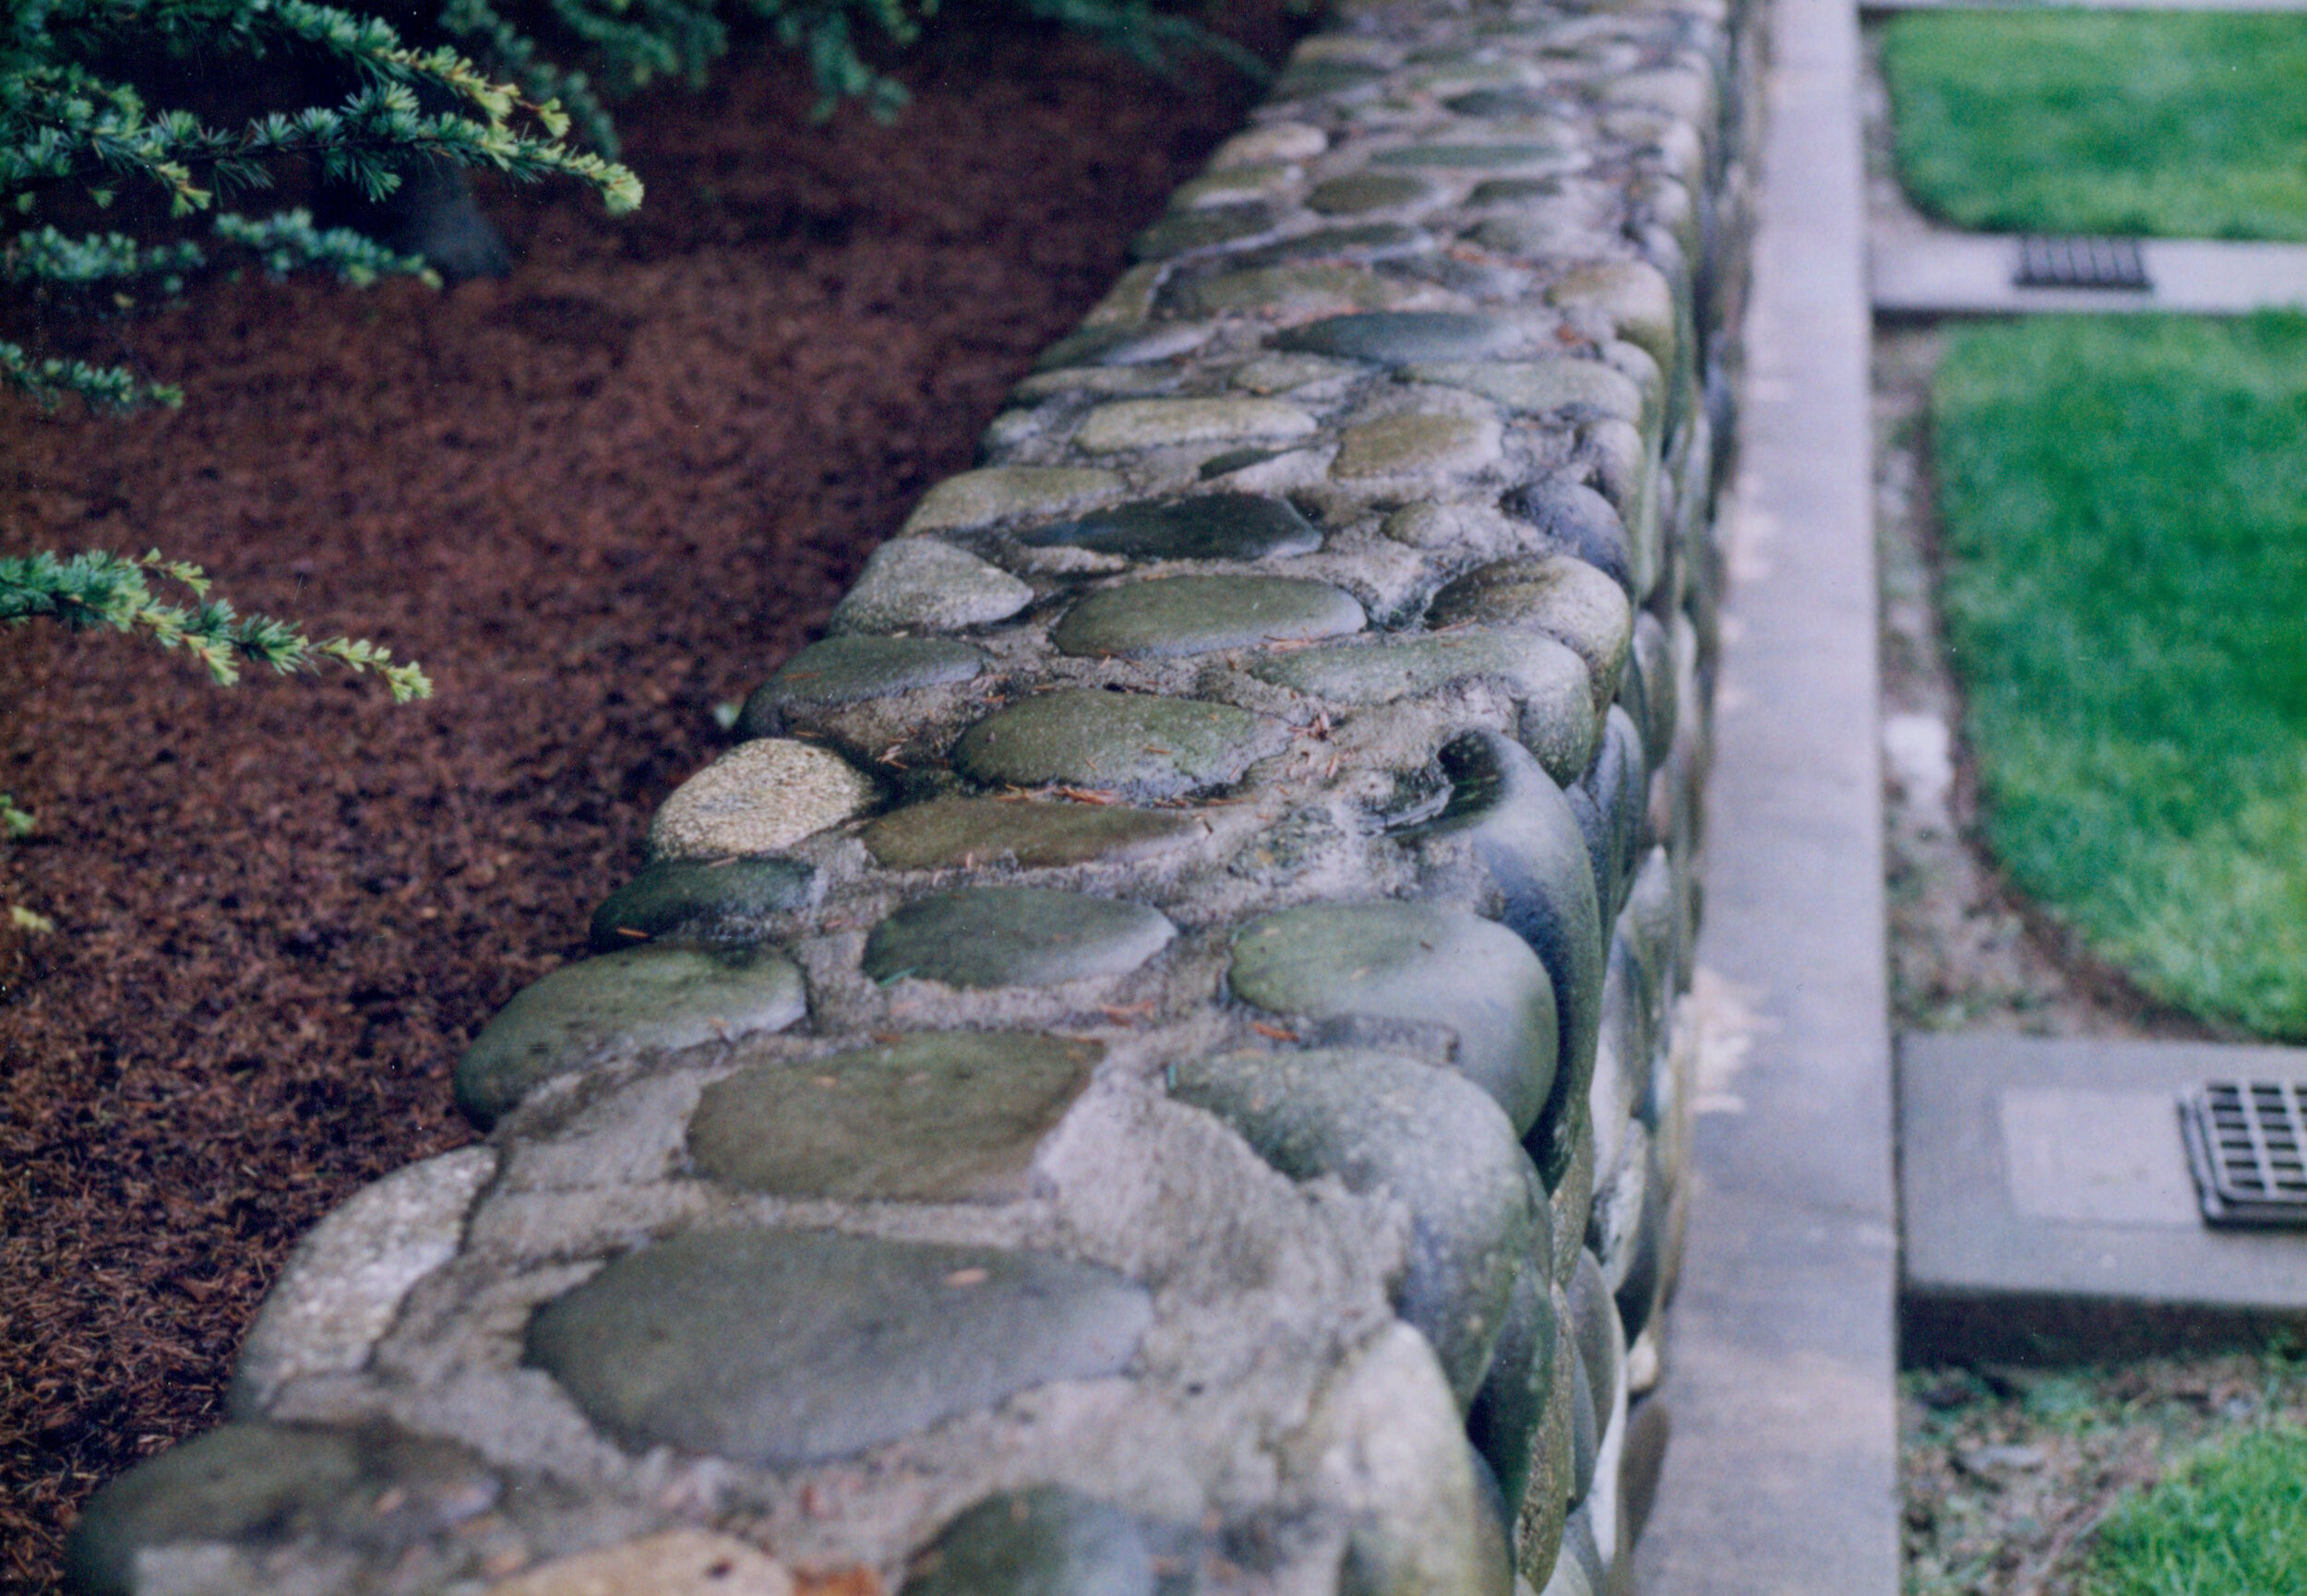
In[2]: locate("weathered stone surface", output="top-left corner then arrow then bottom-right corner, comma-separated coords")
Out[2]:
740,637 -> 984,726
1251,636 -> 1591,776
1410,732 -> 1605,1099
1626,612 -> 1676,765
1172,266 -> 1417,317
524,1231 -> 1153,1465
1308,173 -> 1437,215
588,856 -> 819,950
1054,576 -> 1364,659
1468,1258 -> 1560,1522
1500,480 -> 1636,596
65,1423 -> 499,1596
1548,262 -> 1677,370
1332,413 -> 1502,481
1229,903 -> 1558,1135
1170,161 -> 1297,209
689,1032 -> 1099,1202
902,1487 -> 1171,1596
1074,399 -> 1316,454
1273,311 -> 1524,366
1517,1289 -> 1578,1586
1130,203 -> 1273,261
862,797 -> 1201,871
903,468 -> 1126,533
831,539 -> 1034,634
863,887 -> 1175,988
1229,222 -> 1433,269
1403,359 -> 1645,426
1173,1047 -> 1545,1407
230,1149 -> 497,1414
1018,492 -> 1322,562
455,947 -> 807,1127
1567,707 -> 1646,923
648,739 -> 878,860
1212,121 -> 1327,167
1371,143 -> 1569,170
1424,556 -> 1634,703
1033,324 -> 1212,374
488,1532 -> 792,1596
1445,89 -> 1558,118
955,690 -> 1288,799
1566,1250 -> 1623,1461
1230,353 -> 1360,395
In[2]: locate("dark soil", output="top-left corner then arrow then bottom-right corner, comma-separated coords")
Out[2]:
0,11 -> 1298,1588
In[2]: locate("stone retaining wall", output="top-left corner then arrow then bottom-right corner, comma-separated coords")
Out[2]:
65,3 -> 1760,1591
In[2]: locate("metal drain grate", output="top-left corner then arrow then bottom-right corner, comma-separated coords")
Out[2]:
2180,1080 -> 2307,1227
2014,235 -> 2151,292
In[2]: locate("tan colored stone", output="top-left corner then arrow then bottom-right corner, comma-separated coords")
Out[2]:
1332,412 -> 1502,480
1548,261 -> 1677,368
487,1530 -> 792,1596
902,468 -> 1124,533
1074,398 -> 1317,454
648,739 -> 876,859
1212,122 -> 1327,167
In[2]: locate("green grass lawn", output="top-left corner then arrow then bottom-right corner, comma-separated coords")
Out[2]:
2082,1427 -> 2307,1595
1932,314 -> 2307,1037
1883,13 -> 2307,241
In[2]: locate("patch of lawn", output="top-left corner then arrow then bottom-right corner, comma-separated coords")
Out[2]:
2081,1426 -> 2307,1596
1882,14 -> 2307,241
1931,314 -> 2307,1037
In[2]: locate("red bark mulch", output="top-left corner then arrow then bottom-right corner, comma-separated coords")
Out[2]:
0,10 -> 1297,1589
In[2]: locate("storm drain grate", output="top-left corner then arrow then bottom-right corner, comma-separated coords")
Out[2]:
2180,1080 -> 2307,1227
2014,235 -> 2151,292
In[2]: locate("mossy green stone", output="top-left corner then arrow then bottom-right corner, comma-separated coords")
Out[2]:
862,797 -> 1201,871
1173,1047 -> 1546,1409
1018,492 -> 1321,562
739,637 -> 983,730
955,690 -> 1288,799
1274,59 -> 1386,96
1308,173 -> 1437,215
688,1032 -> 1099,1202
1273,311 -> 1524,365
1054,576 -> 1364,660
1371,143 -> 1568,169
587,856 -> 819,951
454,946 -> 807,1128
1228,902 -> 1558,1135
1446,89 -> 1558,118
1130,203 -> 1273,260
1468,179 -> 1563,207
1468,1257 -> 1562,1511
1229,222 -> 1432,268
1425,557 -> 1634,702
524,1230 -> 1152,1466
864,887 -> 1175,988
902,1488 -> 1172,1596
1401,358 -> 1645,423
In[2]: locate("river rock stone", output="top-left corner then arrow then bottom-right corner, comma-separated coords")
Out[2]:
1213,121 -> 1328,166
1309,173 -> 1438,214
902,1487 -> 1174,1596
1467,1254 -> 1560,1515
904,468 -> 1126,532
455,947 -> 807,1127
1034,323 -> 1213,373
1173,1047 -> 1545,1408
1409,732 -> 1605,1101
1424,556 -> 1634,704
1567,707 -> 1646,923
1548,261 -> 1677,370
1019,492 -> 1322,562
588,856 -> 819,950
862,797 -> 1201,871
1403,359 -> 1645,425
1500,480 -> 1636,595
65,1423 -> 499,1596
1251,636 -> 1591,776
1371,143 -> 1570,170
488,1531 -> 792,1596
689,1032 -> 1099,1202
647,739 -> 878,860
863,887 -> 1175,988
739,637 -> 984,729
831,539 -> 1034,634
1229,222 -> 1433,269
1228,902 -> 1557,1135
1054,576 -> 1364,659
1130,203 -> 1274,261
523,1230 -> 1152,1465
1172,265 -> 1419,317
1332,413 -> 1502,480
1445,88 -> 1558,118
1566,1250 -> 1623,1459
1517,1290 -> 1578,1585
1273,311 -> 1525,365
1074,399 -> 1317,454
954,690 -> 1289,799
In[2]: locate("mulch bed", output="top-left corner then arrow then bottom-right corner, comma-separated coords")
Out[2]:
0,10 -> 1297,1588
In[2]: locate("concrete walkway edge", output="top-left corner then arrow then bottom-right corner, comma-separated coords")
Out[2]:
1634,0 -> 1902,1590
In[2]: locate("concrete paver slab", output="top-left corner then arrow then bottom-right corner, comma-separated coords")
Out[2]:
1900,1032 -> 2307,1363
1632,2 -> 1902,1590
1874,232 -> 2307,317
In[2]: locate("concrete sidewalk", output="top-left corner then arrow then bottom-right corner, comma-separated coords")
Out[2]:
1874,232 -> 2307,317
1633,0 -> 1902,1590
